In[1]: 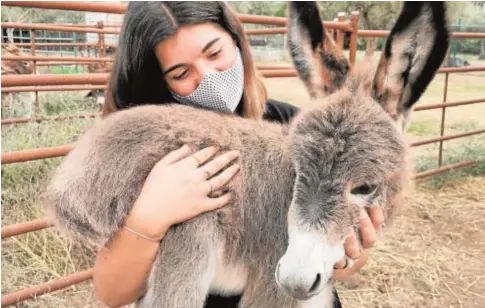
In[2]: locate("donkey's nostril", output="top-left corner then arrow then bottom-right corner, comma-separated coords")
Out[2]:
309,273 -> 321,293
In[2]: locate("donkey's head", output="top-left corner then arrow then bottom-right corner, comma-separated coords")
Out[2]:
1,43 -> 34,75
276,1 -> 449,300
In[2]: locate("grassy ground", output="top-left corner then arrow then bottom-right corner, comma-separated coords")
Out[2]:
1,50 -> 484,307
1,93 -> 104,307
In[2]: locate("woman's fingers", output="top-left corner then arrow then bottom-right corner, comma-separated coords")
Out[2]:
179,146 -> 219,168
198,150 -> 240,179
367,205 -> 385,231
337,208 -> 381,275
344,230 -> 361,259
334,258 -> 347,269
359,209 -> 377,249
206,164 -> 240,194
158,144 -> 192,165
333,250 -> 370,281
200,190 -> 234,213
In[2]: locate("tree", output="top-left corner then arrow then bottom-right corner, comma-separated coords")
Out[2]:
449,2 -> 485,58
1,7 -> 84,24
229,1 -> 286,17
472,2 -> 485,59
317,2 -> 402,30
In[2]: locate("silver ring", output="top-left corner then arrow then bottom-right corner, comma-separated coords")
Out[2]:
203,170 -> 211,179
344,256 -> 358,269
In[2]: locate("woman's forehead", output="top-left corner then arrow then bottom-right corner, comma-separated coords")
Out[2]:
155,23 -> 231,67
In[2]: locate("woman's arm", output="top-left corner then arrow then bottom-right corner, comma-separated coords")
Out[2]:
93,215 -> 166,307
95,83 -> 160,307
92,145 -> 241,307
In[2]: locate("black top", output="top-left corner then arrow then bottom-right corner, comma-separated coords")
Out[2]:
204,98 -> 343,308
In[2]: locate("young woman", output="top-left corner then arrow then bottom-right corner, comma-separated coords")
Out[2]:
94,2 -> 384,307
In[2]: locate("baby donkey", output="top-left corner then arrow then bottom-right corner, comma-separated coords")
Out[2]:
45,2 -> 449,308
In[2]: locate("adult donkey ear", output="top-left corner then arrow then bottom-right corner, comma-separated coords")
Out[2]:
372,2 -> 450,131
287,1 -> 350,99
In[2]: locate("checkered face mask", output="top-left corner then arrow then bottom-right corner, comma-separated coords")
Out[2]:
170,48 -> 244,113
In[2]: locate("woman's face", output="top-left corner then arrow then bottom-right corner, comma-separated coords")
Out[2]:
155,23 -> 238,96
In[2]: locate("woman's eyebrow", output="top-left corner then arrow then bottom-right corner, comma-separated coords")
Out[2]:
163,37 -> 221,75
202,37 -> 221,53
163,64 -> 185,75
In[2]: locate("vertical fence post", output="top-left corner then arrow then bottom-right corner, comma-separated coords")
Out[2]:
438,44 -> 453,168
349,11 -> 360,65
438,72 -> 449,167
445,44 -> 452,67
31,29 -> 40,114
97,20 -> 105,58
73,32 -> 79,73
94,24 -> 99,58
96,20 -> 106,73
58,31 -> 63,59
330,18 -> 339,41
336,12 -> 346,50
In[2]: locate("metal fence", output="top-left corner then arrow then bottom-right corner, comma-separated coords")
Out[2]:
1,1 -> 485,306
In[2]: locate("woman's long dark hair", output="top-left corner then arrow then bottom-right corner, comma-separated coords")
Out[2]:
104,1 -> 267,119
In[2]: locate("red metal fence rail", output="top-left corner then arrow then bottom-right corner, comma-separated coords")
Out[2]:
1,55 -> 114,62
1,1 -> 485,306
3,67 -> 485,88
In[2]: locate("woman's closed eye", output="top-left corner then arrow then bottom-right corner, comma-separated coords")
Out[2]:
208,47 -> 223,59
172,69 -> 189,80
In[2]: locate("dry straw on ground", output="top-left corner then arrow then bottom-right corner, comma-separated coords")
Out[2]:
338,177 -> 485,308
3,175 -> 484,308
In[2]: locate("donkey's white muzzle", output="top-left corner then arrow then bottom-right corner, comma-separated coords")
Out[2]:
275,228 -> 345,300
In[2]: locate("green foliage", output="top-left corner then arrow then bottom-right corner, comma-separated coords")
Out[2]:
229,2 -> 287,17
318,2 -> 403,30
407,122 -> 439,136
41,92 -> 93,116
48,66 -> 86,75
1,7 -> 84,23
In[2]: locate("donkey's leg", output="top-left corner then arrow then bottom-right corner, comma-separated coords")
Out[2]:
136,222 -> 219,308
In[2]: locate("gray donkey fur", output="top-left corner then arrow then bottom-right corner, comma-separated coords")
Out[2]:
44,2 -> 450,308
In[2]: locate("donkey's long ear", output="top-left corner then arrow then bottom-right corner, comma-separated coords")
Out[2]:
287,1 -> 350,99
372,2 -> 450,130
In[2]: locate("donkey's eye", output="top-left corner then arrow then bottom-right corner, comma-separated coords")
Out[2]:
351,184 -> 377,196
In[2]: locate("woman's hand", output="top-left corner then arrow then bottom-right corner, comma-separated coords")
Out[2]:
94,145 -> 240,307
333,205 -> 385,280
124,144 -> 240,240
